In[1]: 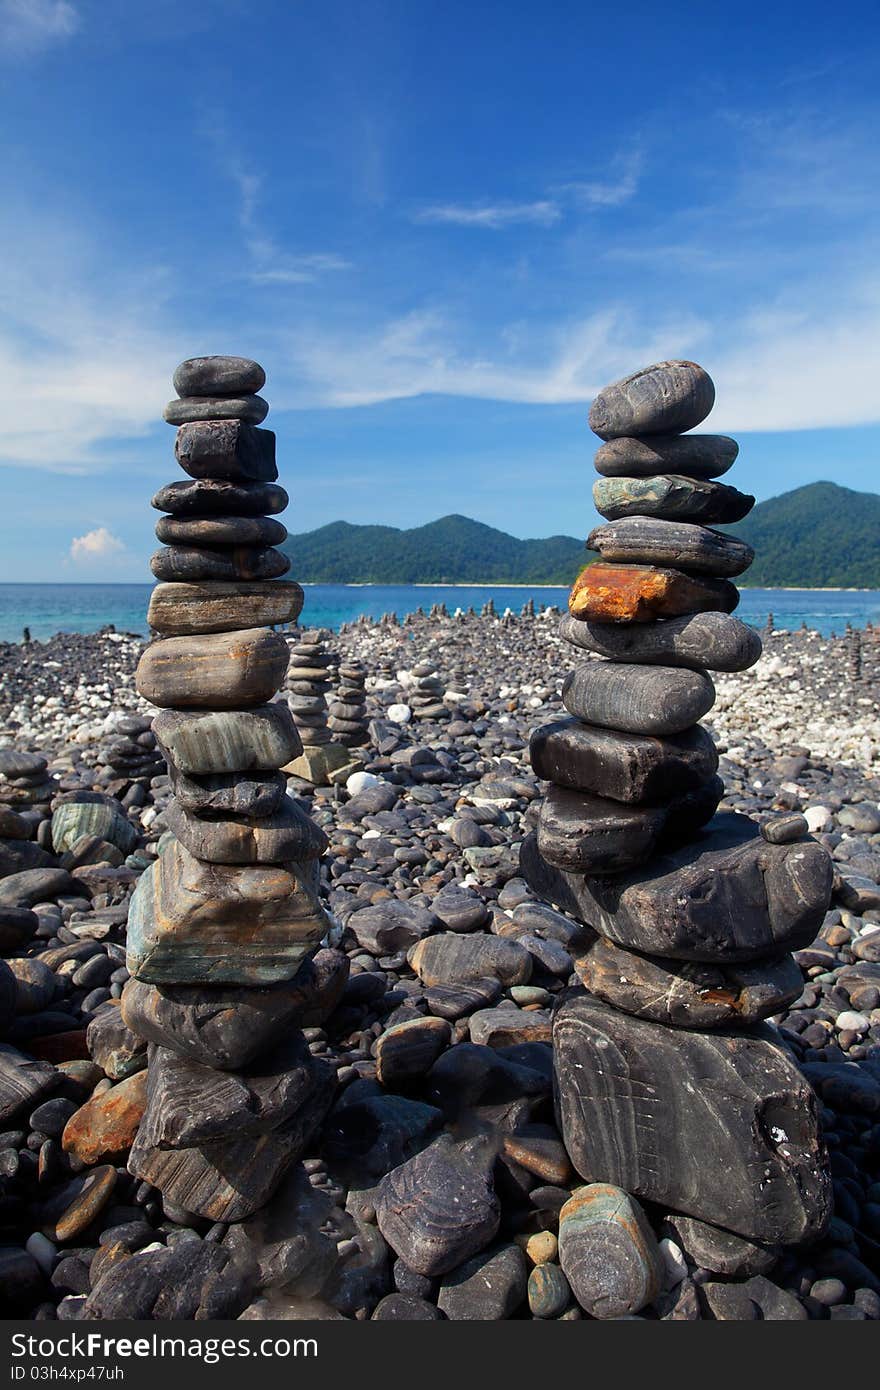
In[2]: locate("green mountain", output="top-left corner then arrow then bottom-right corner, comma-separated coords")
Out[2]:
282,483 -> 880,587
732,481 -> 880,588
282,514 -> 586,584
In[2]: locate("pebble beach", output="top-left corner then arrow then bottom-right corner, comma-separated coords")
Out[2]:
1,609 -> 879,1321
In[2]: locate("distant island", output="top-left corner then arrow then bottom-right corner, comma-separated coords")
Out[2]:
283,482 -> 880,588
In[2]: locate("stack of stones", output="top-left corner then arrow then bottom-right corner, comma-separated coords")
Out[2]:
327,660 -> 369,747
0,752 -> 56,811
95,715 -> 164,790
523,360 -> 835,1261
287,630 -> 334,749
408,660 -> 448,721
121,356 -> 336,1222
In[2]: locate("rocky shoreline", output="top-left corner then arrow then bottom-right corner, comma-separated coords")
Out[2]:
0,611 -> 878,1321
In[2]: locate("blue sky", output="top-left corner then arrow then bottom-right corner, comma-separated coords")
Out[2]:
1,0 -> 879,580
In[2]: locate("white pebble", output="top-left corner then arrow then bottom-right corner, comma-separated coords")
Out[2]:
836,1011 -> 870,1033
658,1237 -> 688,1289
346,770 -> 382,796
803,805 -> 833,833
387,703 -> 412,724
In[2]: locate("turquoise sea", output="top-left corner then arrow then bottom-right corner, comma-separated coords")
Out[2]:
0,583 -> 878,645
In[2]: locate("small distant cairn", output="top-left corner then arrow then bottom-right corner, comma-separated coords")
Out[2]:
126,355 -> 334,1223
481,598 -> 496,617
521,597 -> 535,618
97,713 -> 164,789
328,659 -> 369,746
523,359 -> 832,1300
764,610 -> 774,636
287,629 -> 333,748
408,658 -> 448,721
848,625 -> 863,682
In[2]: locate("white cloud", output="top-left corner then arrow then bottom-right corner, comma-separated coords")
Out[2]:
70,527 -> 126,562
414,201 -> 562,229
0,0 -> 79,55
555,152 -> 643,209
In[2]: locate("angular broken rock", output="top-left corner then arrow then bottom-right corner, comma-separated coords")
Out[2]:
562,661 -> 715,737
376,1134 -> 501,1276
594,432 -> 738,479
121,954 -> 346,1070
126,837 -> 328,985
174,420 -> 276,481
409,932 -> 532,988
573,937 -> 804,1029
569,563 -> 738,624
587,517 -> 754,579
152,704 -> 301,775
593,473 -> 754,525
127,1060 -> 334,1223
559,611 -> 762,674
165,794 -> 328,865
553,994 -> 832,1244
589,361 -> 716,440
521,814 -> 832,962
168,765 -> 288,818
529,717 -> 719,804
136,1035 -> 319,1148
148,580 -> 303,636
558,1183 -> 663,1319
136,628 -> 289,709
536,776 -> 723,874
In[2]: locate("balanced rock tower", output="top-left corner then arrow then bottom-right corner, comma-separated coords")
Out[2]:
122,356 -> 336,1221
523,360 -> 834,1254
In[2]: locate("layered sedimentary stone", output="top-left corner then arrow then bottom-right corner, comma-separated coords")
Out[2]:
150,545 -> 290,583
152,479 -> 288,517
553,995 -> 832,1244
562,661 -> 715,736
127,827 -> 329,985
148,581 -> 303,636
521,813 -> 832,962
593,474 -> 754,524
569,563 -> 739,623
558,1184 -> 663,1319
587,518 -> 754,578
376,1134 -> 501,1276
152,704 -> 301,775
589,361 -> 715,440
165,794 -> 328,865
536,776 -> 723,874
559,611 -> 762,673
136,629 -> 290,709
174,421 -> 277,482
573,935 -> 804,1029
529,718 -> 719,804
594,433 -> 738,479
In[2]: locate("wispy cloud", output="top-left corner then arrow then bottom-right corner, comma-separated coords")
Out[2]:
70,526 -> 126,562
0,0 -> 79,56
554,151 -> 643,208
414,200 -> 562,229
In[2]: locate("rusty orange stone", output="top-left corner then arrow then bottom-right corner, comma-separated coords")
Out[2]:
61,1070 -> 148,1166
569,563 -> 733,623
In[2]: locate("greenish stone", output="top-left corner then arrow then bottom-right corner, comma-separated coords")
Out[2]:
593,474 -> 754,525
51,802 -> 138,857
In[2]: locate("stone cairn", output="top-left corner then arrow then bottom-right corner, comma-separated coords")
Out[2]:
523,360 -> 834,1273
287,629 -> 334,749
327,660 -> 369,746
121,356 -> 336,1223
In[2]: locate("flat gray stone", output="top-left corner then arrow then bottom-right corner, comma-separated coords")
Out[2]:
594,433 -> 738,479
559,611 -> 762,673
150,545 -> 290,583
164,395 -> 269,426
589,361 -> 715,439
562,661 -> 715,736
155,515 -> 287,547
588,517 -> 754,578
593,474 -> 754,524
409,933 -> 532,988
148,581 -> 303,636
529,717 -> 719,803
553,994 -> 832,1245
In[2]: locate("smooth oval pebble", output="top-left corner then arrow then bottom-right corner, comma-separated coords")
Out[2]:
562,661 -> 715,735
594,433 -> 738,479
558,1184 -> 664,1319
589,361 -> 715,440
528,1263 -> 571,1318
163,395 -> 269,426
587,518 -> 754,578
173,356 -> 265,398
155,515 -> 287,547
559,610 -> 761,672
149,544 -> 290,583
136,628 -> 290,709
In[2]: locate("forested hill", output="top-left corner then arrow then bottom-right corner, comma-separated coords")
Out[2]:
281,486 -> 880,587
732,482 -> 880,588
282,515 -> 585,584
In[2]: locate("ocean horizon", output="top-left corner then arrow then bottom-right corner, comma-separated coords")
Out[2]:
1,582 -> 878,645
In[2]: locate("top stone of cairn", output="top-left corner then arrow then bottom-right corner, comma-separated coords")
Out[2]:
588,360 -> 715,440
173,356 -> 266,399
